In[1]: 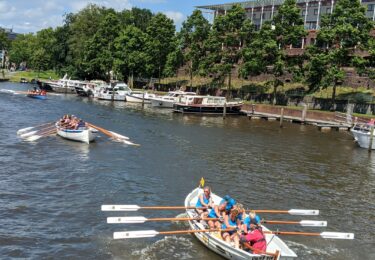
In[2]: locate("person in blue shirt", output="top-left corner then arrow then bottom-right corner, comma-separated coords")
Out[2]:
242,211 -> 262,234
220,195 -> 236,213
196,186 -> 214,218
221,208 -> 242,249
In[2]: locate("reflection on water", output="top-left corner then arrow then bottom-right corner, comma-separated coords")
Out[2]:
0,82 -> 374,260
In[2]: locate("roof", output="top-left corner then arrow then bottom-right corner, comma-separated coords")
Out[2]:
196,0 -> 315,11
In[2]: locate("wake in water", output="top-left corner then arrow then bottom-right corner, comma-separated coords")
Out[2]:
132,236 -> 195,260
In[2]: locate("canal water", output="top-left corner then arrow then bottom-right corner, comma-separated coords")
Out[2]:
0,82 -> 374,260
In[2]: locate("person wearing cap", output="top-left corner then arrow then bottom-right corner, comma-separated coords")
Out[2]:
220,195 -> 236,213
240,223 -> 267,252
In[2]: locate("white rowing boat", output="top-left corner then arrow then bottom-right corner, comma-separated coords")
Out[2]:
56,124 -> 98,144
184,188 -> 297,260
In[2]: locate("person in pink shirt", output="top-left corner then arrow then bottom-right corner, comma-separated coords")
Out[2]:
240,223 -> 267,253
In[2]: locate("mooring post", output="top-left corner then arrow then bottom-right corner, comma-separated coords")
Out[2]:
301,104 -> 307,123
223,102 -> 227,119
142,92 -> 145,108
280,108 -> 284,128
251,104 -> 255,114
369,125 -> 374,153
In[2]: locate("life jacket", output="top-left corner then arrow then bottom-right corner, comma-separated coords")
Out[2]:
196,193 -> 210,207
244,228 -> 267,252
243,215 -> 261,229
222,214 -> 240,230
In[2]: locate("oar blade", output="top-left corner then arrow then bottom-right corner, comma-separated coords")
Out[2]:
101,205 -> 141,211
300,220 -> 327,227
17,127 -> 34,135
288,209 -> 319,216
320,232 -> 354,239
114,230 -> 159,239
26,135 -> 42,142
108,131 -> 129,140
19,130 -> 38,138
107,216 -> 147,224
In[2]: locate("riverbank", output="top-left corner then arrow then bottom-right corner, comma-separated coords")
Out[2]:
7,70 -> 58,82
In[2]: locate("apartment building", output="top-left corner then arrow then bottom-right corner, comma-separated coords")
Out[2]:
197,0 -> 375,30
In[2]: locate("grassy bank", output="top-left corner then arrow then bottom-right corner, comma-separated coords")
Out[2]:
9,70 -> 59,82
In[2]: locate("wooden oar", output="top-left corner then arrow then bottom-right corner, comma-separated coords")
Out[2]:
26,129 -> 57,142
263,231 -> 354,239
86,123 -> 139,146
19,125 -> 56,138
249,209 -> 319,215
113,229 -> 354,240
17,122 -> 55,135
107,216 -> 327,227
101,205 -> 319,215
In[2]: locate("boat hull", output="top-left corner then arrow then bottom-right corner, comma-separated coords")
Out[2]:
150,98 -> 175,108
351,128 -> 375,149
125,93 -> 153,103
97,93 -> 126,101
56,127 -> 98,144
51,85 -> 76,94
174,104 -> 243,115
185,188 -> 297,260
27,94 -> 46,100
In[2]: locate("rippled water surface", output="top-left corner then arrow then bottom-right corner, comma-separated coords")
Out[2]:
0,82 -> 374,259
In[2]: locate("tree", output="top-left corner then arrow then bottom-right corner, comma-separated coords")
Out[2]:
67,4 -> 114,78
163,36 -> 184,77
0,29 -> 10,51
180,9 -> 210,90
241,23 -> 282,104
202,4 -> 251,96
9,34 -> 35,67
241,0 -> 306,105
114,25 -> 149,82
308,0 -> 373,110
119,8 -> 154,31
31,48 -> 50,76
145,13 -> 176,79
82,12 -> 121,80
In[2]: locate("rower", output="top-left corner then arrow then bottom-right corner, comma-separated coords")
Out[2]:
221,195 -> 236,213
242,210 -> 261,234
196,186 -> 213,219
221,208 -> 242,249
207,202 -> 226,229
240,223 -> 267,253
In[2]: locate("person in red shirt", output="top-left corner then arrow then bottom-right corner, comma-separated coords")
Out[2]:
240,223 -> 267,253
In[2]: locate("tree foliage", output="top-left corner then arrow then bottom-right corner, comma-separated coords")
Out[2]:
306,0 -> 373,109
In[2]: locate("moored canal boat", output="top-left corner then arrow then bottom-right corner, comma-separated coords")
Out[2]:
149,91 -> 196,108
174,95 -> 243,115
350,120 -> 375,149
125,91 -> 156,103
184,187 -> 297,260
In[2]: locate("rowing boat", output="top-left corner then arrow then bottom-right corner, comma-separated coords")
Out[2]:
184,188 -> 297,260
56,123 -> 98,144
27,93 -> 47,100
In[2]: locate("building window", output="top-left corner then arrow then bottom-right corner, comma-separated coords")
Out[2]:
314,9 -> 319,15
302,10 -> 306,16
262,13 -> 265,19
369,4 -> 374,12
326,8 -> 331,14
253,13 -> 257,18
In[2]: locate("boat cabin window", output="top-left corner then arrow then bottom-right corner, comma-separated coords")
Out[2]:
207,98 -> 214,104
193,98 -> 203,104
